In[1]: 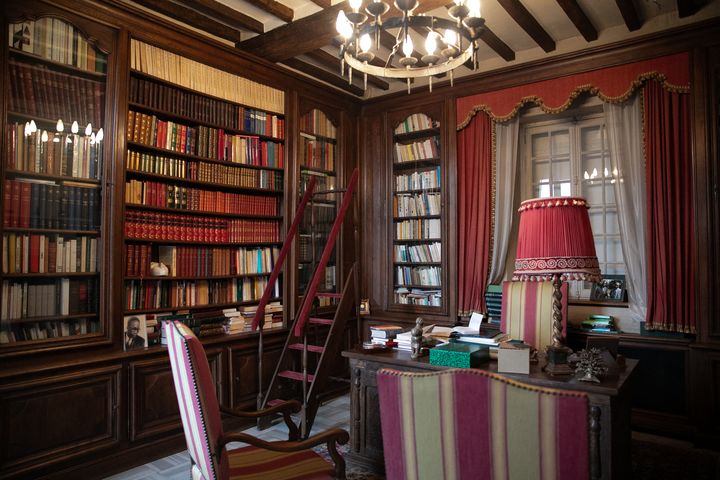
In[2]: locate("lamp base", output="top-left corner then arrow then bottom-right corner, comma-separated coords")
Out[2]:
544,345 -> 574,376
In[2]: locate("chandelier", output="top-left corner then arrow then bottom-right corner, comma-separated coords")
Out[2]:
335,0 -> 484,93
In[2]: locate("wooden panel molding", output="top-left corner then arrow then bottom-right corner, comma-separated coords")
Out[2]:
127,348 -> 222,441
0,365 -> 121,478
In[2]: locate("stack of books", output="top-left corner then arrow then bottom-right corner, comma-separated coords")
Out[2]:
450,325 -> 511,347
485,285 -> 503,321
369,324 -> 404,346
581,315 -> 619,333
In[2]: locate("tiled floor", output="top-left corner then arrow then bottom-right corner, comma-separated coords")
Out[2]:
104,395 -> 351,480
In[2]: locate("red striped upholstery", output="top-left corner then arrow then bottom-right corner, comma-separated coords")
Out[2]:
500,281 -> 568,350
165,321 -> 335,480
377,368 -> 591,480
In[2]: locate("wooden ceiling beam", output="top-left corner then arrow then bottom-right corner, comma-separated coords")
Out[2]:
239,3 -> 346,61
555,0 -> 598,41
305,50 -> 390,90
614,0 -> 642,31
478,27 -> 515,61
497,0 -> 556,52
129,0 -> 246,41
243,0 -> 294,24
676,0 -> 705,18
173,0 -> 264,34
282,57 -> 365,96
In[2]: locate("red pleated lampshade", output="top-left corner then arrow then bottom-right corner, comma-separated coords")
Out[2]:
513,197 -> 601,282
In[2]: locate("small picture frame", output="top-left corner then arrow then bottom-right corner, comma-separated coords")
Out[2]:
359,298 -> 370,316
590,275 -> 626,302
123,314 -> 148,351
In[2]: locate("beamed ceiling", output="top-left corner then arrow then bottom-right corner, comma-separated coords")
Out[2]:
126,0 -> 720,97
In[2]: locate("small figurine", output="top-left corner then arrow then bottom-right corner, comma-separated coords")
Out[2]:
411,317 -> 423,359
575,348 -> 608,383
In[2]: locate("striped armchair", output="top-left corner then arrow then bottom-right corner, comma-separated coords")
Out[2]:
165,320 -> 349,480
377,368 -> 600,480
500,280 -> 569,350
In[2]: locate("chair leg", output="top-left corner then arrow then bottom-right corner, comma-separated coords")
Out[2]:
589,406 -> 602,480
327,438 -> 347,480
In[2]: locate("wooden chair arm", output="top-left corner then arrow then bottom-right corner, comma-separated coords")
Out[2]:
219,400 -> 302,440
218,428 -> 349,479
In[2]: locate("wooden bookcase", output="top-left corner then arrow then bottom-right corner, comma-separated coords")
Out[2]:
297,108 -> 338,300
389,112 -> 444,312
123,68 -> 286,342
1,15 -> 114,354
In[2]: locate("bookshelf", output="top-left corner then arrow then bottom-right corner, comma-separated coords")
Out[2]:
123,68 -> 286,343
297,109 -> 338,300
391,113 -> 443,310
1,16 -> 111,350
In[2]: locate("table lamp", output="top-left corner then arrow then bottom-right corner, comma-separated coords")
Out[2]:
513,197 -> 601,375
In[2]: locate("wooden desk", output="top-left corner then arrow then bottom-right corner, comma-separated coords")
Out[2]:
342,348 -> 637,480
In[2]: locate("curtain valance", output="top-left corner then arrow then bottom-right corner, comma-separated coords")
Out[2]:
457,52 -> 689,129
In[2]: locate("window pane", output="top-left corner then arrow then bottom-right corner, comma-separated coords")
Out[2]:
553,158 -> 571,180
595,240 -> 605,263
533,161 -> 550,183
532,133 -> 549,158
605,263 -> 625,275
551,130 -> 570,155
606,210 -> 619,235
538,183 -> 551,198
606,238 -> 623,263
605,181 -> 615,204
584,183 -> 603,204
582,153 -> 603,182
588,210 -> 604,233
556,182 -> 572,197
581,125 -> 602,153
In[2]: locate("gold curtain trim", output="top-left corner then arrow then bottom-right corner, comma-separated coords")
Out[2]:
644,322 -> 696,334
130,39 -> 284,114
487,119 -> 497,288
457,72 -> 689,131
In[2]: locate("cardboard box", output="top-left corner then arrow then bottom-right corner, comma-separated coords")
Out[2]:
429,341 -> 490,368
497,342 -> 530,374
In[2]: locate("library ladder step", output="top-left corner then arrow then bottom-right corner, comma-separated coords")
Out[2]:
258,168 -> 359,437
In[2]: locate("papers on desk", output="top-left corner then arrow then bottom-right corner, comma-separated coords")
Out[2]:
451,312 -> 485,335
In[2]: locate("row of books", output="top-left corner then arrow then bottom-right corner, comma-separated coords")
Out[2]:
393,192 -> 441,217
7,123 -> 103,180
300,111 -> 336,139
2,278 -> 98,320
124,180 -> 279,215
128,111 -> 284,168
394,138 -> 439,163
485,285 -> 502,319
395,168 -> 440,191
300,171 -> 336,200
2,179 -> 100,231
394,242 -> 441,264
394,287 -> 442,306
3,233 -> 98,274
129,76 -> 285,139
9,19 -> 108,73
395,218 -> 441,240
395,266 -> 442,287
394,113 -> 437,134
126,150 -> 283,190
300,135 -> 335,171
124,211 -> 280,243
124,277 -> 280,310
0,317 -> 100,344
154,245 -> 279,277
9,59 -> 104,127
297,263 -> 336,292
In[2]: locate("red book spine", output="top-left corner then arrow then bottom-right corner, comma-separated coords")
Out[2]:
19,181 -> 31,229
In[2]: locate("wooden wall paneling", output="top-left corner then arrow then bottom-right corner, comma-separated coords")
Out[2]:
127,348 -> 222,442
690,347 -> 720,448
227,336 -> 285,410
0,365 -> 121,478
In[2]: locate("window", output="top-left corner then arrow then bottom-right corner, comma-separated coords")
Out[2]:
523,114 -> 625,296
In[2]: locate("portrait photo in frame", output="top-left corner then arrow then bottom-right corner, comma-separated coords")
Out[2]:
590,275 -> 626,302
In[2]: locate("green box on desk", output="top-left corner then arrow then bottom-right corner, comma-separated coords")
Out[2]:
429,342 -> 490,368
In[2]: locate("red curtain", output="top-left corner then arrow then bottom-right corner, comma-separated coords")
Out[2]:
457,112 -> 493,316
643,80 -> 695,333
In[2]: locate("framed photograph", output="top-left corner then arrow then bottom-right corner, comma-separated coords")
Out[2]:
590,275 -> 626,302
359,298 -> 371,316
123,314 -> 148,351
